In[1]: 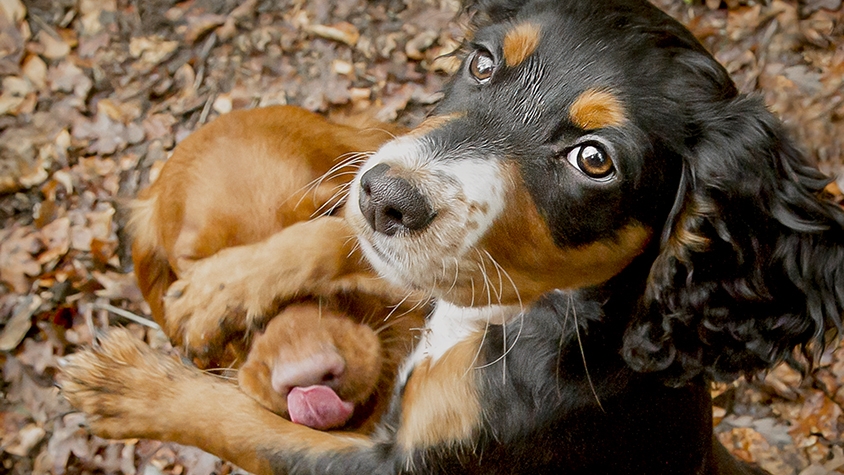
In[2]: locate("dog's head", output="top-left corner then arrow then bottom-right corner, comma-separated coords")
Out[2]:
346,0 -> 844,380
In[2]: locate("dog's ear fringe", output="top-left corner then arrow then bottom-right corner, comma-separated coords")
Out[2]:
462,0 -> 527,27
623,94 -> 844,384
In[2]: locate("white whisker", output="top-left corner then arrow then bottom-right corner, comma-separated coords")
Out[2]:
483,250 -> 523,313
569,293 -> 604,412
292,152 -> 370,211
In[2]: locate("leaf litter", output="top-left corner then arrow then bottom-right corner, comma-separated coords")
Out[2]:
0,0 -> 842,473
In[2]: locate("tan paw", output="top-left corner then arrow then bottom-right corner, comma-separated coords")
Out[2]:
59,328 -> 190,441
163,248 -> 275,364
164,217 -> 361,365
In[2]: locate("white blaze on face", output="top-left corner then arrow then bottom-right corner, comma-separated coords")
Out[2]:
346,134 -> 510,301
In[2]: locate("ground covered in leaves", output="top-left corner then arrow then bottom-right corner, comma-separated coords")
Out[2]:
1,0 -> 843,474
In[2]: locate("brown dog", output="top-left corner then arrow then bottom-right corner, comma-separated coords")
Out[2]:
129,105 -> 426,430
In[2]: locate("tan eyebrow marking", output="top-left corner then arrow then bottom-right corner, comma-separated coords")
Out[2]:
407,112 -> 465,138
503,22 -> 541,67
569,88 -> 627,130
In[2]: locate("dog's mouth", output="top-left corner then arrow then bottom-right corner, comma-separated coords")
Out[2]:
287,385 -> 355,430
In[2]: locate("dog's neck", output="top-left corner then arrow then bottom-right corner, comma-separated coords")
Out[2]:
398,301 -> 522,384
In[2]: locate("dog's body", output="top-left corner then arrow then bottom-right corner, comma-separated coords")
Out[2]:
128,105 -> 425,430
63,0 -> 844,474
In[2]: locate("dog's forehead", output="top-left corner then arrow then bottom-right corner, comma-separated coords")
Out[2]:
453,0 -> 709,136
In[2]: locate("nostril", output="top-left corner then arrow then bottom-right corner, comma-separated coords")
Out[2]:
358,164 -> 436,236
321,367 -> 343,384
384,206 -> 403,223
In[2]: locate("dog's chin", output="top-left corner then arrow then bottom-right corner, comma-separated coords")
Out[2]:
353,229 -> 523,308
354,234 -> 417,291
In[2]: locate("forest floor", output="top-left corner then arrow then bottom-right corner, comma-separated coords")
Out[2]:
1,0 -> 843,474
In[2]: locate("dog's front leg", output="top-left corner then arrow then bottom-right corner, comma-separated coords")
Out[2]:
163,215 -> 414,363
60,328 -> 371,475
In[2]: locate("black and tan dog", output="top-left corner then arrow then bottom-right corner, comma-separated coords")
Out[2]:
62,0 -> 844,474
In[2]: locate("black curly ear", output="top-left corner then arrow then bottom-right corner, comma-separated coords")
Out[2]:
623,94 -> 844,383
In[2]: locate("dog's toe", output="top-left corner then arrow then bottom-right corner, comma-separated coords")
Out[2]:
60,328 -> 186,440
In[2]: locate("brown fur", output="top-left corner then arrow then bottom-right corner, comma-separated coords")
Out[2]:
61,326 -> 488,474
128,105 -> 427,429
396,332 -> 484,451
568,88 -> 628,130
61,329 -> 373,475
503,22 -> 541,67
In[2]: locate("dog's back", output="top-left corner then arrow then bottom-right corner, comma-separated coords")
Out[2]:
129,106 -> 401,324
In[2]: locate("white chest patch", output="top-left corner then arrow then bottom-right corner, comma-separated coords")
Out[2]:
398,301 -> 522,384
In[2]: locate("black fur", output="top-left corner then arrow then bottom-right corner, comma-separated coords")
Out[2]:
625,81 -> 844,384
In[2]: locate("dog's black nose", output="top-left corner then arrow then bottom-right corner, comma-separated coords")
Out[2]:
358,163 -> 436,236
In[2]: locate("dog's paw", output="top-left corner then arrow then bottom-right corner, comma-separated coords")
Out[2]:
163,217 -> 360,365
60,328 -> 187,441
164,250 -> 275,364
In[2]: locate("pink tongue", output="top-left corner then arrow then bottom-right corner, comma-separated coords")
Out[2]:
288,385 -> 354,430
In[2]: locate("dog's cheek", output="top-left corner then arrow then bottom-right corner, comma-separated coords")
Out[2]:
475,165 -> 653,304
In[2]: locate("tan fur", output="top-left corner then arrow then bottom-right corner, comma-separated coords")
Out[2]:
396,332 -> 484,451
453,165 -> 652,306
406,113 -> 465,138
131,105 -> 406,329
503,23 -> 541,67
569,88 -> 627,130
128,105 -> 427,429
239,301 -> 419,432
825,181 -> 841,199
61,328 -> 486,473
61,328 -> 371,475
239,304 -> 381,422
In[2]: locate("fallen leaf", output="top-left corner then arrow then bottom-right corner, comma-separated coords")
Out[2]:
3,423 -> 46,456
129,36 -> 179,66
0,0 -> 25,23
0,294 -> 42,351
307,22 -> 360,46
0,227 -> 42,293
38,31 -> 70,60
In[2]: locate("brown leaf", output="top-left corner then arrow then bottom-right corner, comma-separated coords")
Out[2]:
3,423 -> 46,456
184,13 -> 226,44
38,217 -> 71,265
0,295 -> 42,351
129,35 -> 179,66
0,227 -> 42,293
789,390 -> 842,445
92,271 -> 143,303
307,22 -> 360,46
38,30 -> 70,60
48,60 -> 93,98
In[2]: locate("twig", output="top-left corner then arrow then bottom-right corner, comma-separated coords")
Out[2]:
89,302 -> 161,330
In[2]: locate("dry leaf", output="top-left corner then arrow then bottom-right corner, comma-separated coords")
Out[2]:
0,295 -> 42,351
0,227 -> 42,293
307,22 -> 360,46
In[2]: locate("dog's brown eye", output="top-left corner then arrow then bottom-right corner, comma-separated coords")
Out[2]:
469,50 -> 495,82
566,143 -> 614,180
